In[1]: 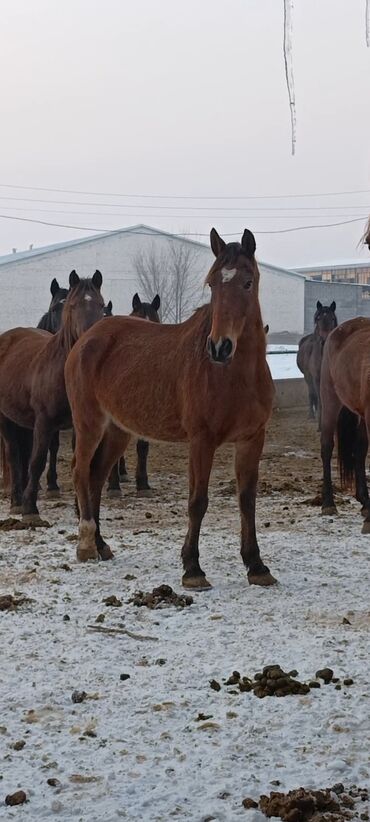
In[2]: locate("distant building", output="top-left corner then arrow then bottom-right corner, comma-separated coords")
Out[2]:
0,224 -> 305,339
295,260 -> 370,285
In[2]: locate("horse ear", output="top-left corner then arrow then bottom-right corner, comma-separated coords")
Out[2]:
92,269 -> 102,290
69,270 -> 80,288
106,300 -> 112,312
264,324 -> 269,335
50,278 -> 59,297
316,301 -> 322,310
152,294 -> 160,311
210,228 -> 226,257
330,301 -> 336,311
241,229 -> 256,258
132,293 -> 141,312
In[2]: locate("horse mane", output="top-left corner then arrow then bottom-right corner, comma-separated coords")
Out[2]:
361,215 -> 370,246
60,278 -> 103,353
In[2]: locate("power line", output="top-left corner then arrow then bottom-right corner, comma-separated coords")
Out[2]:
0,182 -> 370,200
0,212 -> 367,235
0,205 -> 368,220
0,194 -> 369,212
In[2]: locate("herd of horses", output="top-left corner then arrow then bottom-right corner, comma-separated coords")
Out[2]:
0,221 -> 370,588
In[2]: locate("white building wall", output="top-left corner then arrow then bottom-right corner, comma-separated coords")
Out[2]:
0,229 -> 305,336
258,263 -> 305,336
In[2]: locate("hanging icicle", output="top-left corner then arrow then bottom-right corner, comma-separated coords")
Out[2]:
283,0 -> 296,155
366,0 -> 370,46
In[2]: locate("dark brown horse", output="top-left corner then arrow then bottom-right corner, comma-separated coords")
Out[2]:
65,228 -> 276,589
37,278 -> 70,495
0,270 -> 104,519
320,316 -> 370,530
106,292 -> 161,496
297,301 -> 337,426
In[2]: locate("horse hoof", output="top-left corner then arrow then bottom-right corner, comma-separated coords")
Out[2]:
360,506 -> 369,518
321,506 -> 337,516
136,489 -> 153,498
22,513 -> 43,525
248,572 -> 278,587
107,488 -> 122,499
46,489 -> 61,499
361,520 -> 370,534
98,544 -> 114,561
76,546 -> 99,562
182,575 -> 212,590
10,505 -> 22,515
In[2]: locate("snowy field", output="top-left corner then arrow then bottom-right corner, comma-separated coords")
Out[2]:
0,411 -> 369,821
266,346 -> 301,380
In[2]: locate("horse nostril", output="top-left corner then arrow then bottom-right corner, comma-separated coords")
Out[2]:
220,338 -> 233,361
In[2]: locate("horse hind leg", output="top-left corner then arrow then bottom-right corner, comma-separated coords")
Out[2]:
46,431 -> 61,496
106,461 -> 122,498
181,435 -> 215,590
0,419 -> 26,514
135,439 -> 151,496
89,425 -> 131,560
73,420 -> 106,562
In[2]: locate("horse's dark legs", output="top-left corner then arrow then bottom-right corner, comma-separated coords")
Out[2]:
361,411 -> 370,533
181,436 -> 215,590
136,439 -> 150,494
46,431 -> 60,495
107,461 -> 122,498
89,426 -> 130,560
22,417 -> 53,520
119,456 -> 128,482
235,432 -> 277,586
353,420 -> 369,512
306,375 -> 317,419
0,419 -> 24,513
320,395 -> 341,516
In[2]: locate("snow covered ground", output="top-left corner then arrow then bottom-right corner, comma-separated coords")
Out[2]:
266,347 -> 301,380
0,417 -> 369,821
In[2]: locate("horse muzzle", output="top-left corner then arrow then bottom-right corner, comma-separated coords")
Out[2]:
206,336 -> 234,364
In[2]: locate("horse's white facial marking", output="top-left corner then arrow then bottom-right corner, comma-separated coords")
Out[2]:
221,267 -> 237,283
84,294 -> 92,301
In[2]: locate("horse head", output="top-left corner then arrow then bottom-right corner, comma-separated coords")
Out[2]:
61,270 -> 105,348
205,228 -> 259,364
131,293 -> 161,323
104,300 -> 113,317
314,300 -> 337,341
48,278 -> 69,333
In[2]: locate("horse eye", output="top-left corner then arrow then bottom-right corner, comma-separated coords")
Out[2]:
244,281 -> 252,290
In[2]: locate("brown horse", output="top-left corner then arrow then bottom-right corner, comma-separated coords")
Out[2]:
297,301 -> 337,426
320,316 -> 370,530
0,270 -> 104,519
65,228 -> 276,589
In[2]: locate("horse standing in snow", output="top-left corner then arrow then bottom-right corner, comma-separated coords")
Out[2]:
65,228 -> 276,589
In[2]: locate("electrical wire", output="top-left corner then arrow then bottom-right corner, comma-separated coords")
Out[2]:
0,213 -> 367,235
0,182 -> 370,200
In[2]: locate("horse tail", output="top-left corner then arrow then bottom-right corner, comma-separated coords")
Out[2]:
337,406 -> 359,489
0,436 -> 10,492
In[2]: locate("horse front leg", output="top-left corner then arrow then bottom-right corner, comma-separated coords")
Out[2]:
22,416 -> 52,522
235,431 -> 277,586
90,425 -> 131,560
135,439 -> 151,495
181,435 -> 215,591
46,430 -> 60,496
0,419 -> 23,514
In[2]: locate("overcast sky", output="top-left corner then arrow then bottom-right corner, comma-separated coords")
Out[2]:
0,0 -> 369,268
